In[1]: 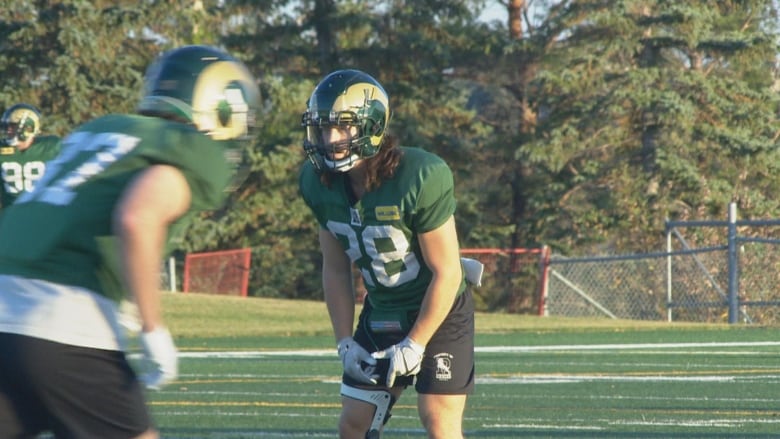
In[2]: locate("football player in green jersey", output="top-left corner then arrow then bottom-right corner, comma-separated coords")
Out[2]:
0,103 -> 62,207
0,45 -> 261,439
299,69 -> 476,439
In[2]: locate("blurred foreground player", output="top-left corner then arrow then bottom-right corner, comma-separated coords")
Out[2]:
0,45 -> 261,439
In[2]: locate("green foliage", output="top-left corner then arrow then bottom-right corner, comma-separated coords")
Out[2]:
519,0 -> 780,255
0,1 -> 162,132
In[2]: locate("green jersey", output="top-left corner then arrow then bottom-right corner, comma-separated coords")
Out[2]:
0,135 -> 61,207
299,146 -> 466,312
0,114 -> 232,302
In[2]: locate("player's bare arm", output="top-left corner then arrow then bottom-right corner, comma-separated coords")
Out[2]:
408,215 -> 463,346
114,165 -> 191,332
319,227 -> 356,341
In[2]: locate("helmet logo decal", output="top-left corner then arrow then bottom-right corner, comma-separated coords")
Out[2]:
191,62 -> 258,140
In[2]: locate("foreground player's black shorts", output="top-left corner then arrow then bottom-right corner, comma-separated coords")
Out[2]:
0,332 -> 153,438
349,288 -> 476,395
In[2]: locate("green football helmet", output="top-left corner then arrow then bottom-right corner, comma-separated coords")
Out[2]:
137,45 -> 261,142
302,69 -> 390,172
1,103 -> 41,147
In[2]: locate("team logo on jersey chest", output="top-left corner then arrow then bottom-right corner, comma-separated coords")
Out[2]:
0,146 -> 14,155
350,208 -> 362,226
375,205 -> 400,221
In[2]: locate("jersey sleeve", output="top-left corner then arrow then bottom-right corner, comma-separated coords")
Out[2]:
298,161 -> 328,227
140,127 -> 232,212
412,158 -> 456,234
298,162 -> 314,209
36,135 -> 63,161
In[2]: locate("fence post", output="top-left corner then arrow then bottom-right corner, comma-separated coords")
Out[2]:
665,220 -> 673,322
537,246 -> 550,316
168,256 -> 177,292
727,202 -> 739,324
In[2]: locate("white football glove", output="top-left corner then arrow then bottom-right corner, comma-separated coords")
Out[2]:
140,327 -> 178,390
371,336 -> 425,388
337,337 -> 379,385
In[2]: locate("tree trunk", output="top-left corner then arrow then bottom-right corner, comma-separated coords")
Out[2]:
508,0 -> 525,39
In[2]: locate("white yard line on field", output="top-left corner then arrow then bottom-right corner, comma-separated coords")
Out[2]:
173,340 -> 780,359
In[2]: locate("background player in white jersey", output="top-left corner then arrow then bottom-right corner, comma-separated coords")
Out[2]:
0,45 -> 261,439
299,69 -> 475,439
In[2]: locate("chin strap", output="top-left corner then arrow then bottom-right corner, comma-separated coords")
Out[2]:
340,383 -> 395,438
323,153 -> 361,172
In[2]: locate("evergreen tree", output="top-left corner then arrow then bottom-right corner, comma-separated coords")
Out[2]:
515,1 -> 780,253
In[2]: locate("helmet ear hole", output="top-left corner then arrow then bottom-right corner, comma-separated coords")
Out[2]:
217,100 -> 232,127
369,119 -> 384,136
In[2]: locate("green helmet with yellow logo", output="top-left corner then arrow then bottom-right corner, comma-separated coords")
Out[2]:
302,69 -> 390,172
1,103 -> 41,147
137,45 -> 261,142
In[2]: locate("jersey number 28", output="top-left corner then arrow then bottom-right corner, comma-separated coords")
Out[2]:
327,220 -> 420,288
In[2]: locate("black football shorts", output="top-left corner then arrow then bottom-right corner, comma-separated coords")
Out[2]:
349,288 -> 476,395
0,332 -> 153,438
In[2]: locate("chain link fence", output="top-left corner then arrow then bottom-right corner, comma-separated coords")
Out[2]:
546,248 -> 732,322
546,204 -> 780,324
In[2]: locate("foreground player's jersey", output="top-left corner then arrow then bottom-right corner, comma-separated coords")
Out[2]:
300,146 -> 466,312
0,135 -> 62,207
0,114 -> 232,302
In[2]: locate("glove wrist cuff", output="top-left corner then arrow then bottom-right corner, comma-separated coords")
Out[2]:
337,336 -> 353,351
404,336 -> 425,352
